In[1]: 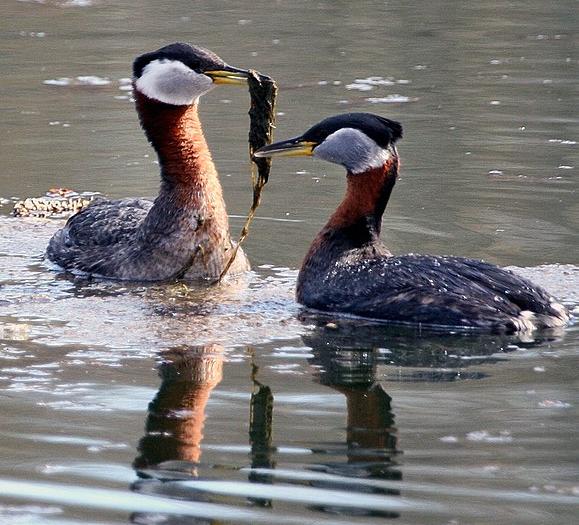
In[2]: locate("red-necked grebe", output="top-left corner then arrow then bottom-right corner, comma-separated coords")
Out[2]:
254,113 -> 569,332
47,43 -> 251,281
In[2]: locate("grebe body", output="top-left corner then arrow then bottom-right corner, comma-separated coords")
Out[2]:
255,113 -> 569,332
47,43 -> 251,281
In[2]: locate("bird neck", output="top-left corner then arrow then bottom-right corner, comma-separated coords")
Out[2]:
325,156 -> 399,244
134,90 -> 236,267
135,90 -> 220,192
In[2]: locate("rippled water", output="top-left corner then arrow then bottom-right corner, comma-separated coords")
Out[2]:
1,0 -> 578,523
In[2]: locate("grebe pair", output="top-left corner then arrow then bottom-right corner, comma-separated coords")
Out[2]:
47,44 -> 569,332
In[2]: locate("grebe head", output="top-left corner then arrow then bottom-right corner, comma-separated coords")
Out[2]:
254,113 -> 403,174
133,42 -> 250,106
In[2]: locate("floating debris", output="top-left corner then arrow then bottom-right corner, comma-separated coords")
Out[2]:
0,323 -> 30,341
12,189 -> 100,218
218,70 -> 278,282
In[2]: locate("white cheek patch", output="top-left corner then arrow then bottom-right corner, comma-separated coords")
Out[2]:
135,59 -> 214,106
313,128 -> 392,174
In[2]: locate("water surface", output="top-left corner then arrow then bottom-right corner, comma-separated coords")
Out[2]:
0,0 -> 578,523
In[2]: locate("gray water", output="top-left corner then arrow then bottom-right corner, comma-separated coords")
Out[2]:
0,0 -> 578,523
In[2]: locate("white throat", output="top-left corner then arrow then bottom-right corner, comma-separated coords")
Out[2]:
135,59 -> 213,105
313,128 -> 392,174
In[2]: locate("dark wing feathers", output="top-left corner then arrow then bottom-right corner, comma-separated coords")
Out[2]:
46,199 -> 153,270
315,254 -> 562,330
63,198 -> 152,247
448,257 -> 555,314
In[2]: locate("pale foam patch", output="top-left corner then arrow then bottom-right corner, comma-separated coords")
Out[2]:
366,95 -> 415,104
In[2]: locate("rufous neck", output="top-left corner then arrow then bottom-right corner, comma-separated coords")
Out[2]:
326,157 -> 399,241
134,90 -> 216,187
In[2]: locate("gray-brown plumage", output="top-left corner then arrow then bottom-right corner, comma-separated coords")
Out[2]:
47,43 -> 252,281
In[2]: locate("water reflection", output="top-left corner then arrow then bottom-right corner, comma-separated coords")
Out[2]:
131,342 -> 404,520
247,349 -> 275,507
129,321 -> 567,522
306,333 -> 402,519
134,345 -> 224,479
0,0 -> 577,521
302,313 -> 563,380
132,345 -> 224,524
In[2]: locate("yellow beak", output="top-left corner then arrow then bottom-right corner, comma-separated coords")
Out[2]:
253,138 -> 317,158
204,67 -> 250,85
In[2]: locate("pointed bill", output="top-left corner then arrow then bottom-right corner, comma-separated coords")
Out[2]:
253,138 -> 317,158
205,66 -> 250,85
